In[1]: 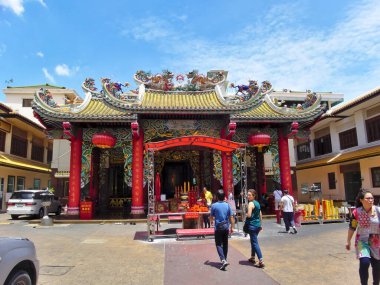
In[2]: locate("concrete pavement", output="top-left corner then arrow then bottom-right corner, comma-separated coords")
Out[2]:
0,213 -> 367,285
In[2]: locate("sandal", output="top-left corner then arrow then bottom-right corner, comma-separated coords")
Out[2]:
258,260 -> 265,268
248,257 -> 256,264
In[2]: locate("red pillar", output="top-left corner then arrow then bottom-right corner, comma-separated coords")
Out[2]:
131,128 -> 144,215
225,152 -> 233,196
89,147 -> 100,202
67,129 -> 83,215
255,148 -> 267,197
221,152 -> 228,194
199,151 -> 204,194
220,128 -> 233,196
278,128 -> 293,195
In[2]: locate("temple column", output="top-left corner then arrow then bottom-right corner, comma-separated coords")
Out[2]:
255,148 -> 266,198
278,128 -> 293,195
199,150 -> 204,195
220,127 -> 234,196
67,129 -> 83,215
221,152 -> 228,194
224,152 -> 233,196
131,127 -> 144,215
89,147 -> 100,202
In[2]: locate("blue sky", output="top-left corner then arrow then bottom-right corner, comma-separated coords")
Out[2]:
0,0 -> 379,102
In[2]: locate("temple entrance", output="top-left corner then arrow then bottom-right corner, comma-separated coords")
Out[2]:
109,164 -> 130,198
162,161 -> 193,199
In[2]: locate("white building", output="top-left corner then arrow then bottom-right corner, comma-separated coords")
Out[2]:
295,86 -> 380,204
0,84 -> 81,210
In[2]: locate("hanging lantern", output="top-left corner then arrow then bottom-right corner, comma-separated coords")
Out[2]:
291,121 -> 299,131
248,133 -> 271,152
92,132 -> 117,148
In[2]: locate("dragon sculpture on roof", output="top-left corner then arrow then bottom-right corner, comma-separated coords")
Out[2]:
133,69 -> 226,91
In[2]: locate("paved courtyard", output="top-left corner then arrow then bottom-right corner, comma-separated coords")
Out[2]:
0,213 -> 366,285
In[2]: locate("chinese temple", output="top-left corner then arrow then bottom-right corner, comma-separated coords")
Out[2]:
32,70 -> 326,217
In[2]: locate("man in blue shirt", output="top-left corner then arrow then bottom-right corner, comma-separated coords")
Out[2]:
210,189 -> 234,270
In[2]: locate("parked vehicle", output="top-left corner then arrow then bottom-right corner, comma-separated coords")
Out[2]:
0,237 -> 39,285
6,190 -> 62,219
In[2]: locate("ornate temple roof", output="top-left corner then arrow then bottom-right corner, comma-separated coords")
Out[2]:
232,95 -> 325,126
32,70 -> 327,129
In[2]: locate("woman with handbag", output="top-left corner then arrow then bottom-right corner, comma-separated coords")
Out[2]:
246,189 -> 265,268
346,190 -> 380,285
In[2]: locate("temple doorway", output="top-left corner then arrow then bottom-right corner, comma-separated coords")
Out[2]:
109,164 -> 130,198
162,161 -> 193,199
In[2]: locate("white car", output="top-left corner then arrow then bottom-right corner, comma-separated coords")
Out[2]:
0,237 -> 39,285
7,190 -> 62,220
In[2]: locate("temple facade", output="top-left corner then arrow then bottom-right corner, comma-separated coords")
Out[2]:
32,69 -> 331,216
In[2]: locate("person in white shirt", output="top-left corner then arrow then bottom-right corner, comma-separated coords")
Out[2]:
273,189 -> 283,224
280,190 -> 297,234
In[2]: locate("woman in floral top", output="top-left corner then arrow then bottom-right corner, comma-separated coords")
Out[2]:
346,190 -> 380,285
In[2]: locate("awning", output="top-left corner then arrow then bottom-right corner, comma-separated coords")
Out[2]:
0,154 -> 51,173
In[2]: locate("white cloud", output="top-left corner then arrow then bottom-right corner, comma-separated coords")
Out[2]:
0,43 -> 6,56
121,17 -> 171,41
36,51 -> 44,58
174,14 -> 187,22
147,0 -> 380,101
37,0 -> 46,8
42,68 -> 55,83
55,64 -> 79,77
0,0 -> 24,16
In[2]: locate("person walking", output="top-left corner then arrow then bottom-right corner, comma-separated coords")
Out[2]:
202,186 -> 213,228
210,189 -> 234,270
346,190 -> 380,285
273,188 -> 283,224
246,189 -> 265,268
280,190 -> 297,234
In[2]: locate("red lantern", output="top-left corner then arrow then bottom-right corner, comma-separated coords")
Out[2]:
248,133 -> 271,152
291,121 -> 299,130
92,132 -> 117,148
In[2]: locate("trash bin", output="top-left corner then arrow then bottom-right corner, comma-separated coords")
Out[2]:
294,210 -> 302,227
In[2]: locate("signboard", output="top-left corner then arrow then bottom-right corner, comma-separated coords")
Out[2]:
166,120 -> 197,130
79,201 -> 93,219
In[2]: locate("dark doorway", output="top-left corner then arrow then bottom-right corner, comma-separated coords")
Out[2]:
344,171 -> 361,203
162,161 -> 192,199
109,164 -> 130,198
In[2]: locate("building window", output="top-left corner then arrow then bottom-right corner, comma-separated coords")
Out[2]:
314,134 -> 332,156
371,167 -> 380,187
47,148 -> 52,163
328,172 -> 336,189
7,176 -> 15,193
339,128 -> 358,150
296,142 -> 311,160
34,179 -> 41,189
0,130 -> 5,152
312,182 -> 321,192
0,177 -> 4,194
11,135 -> 27,157
17,177 -> 25,190
301,183 -> 309,194
22,99 -> 33,107
366,115 -> 380,143
31,144 -> 44,162
64,180 -> 69,197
